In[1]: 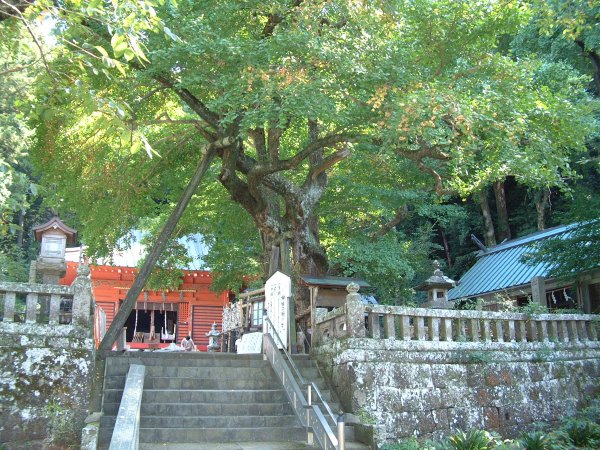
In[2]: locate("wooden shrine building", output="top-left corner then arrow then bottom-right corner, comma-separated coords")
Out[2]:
60,235 -> 230,351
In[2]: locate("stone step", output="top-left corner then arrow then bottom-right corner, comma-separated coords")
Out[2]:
103,373 -> 281,390
138,426 -> 308,443
103,388 -> 288,404
101,414 -> 300,429
141,377 -> 280,390
105,353 -> 265,367
105,364 -> 273,378
102,401 -> 295,417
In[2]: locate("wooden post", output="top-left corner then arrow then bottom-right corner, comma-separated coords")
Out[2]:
531,276 -> 546,307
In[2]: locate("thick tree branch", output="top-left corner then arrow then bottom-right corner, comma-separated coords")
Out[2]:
154,74 -> 220,127
308,146 -> 350,182
249,128 -> 267,162
1,0 -> 52,77
575,40 -> 600,94
261,0 -> 304,38
371,204 -> 410,240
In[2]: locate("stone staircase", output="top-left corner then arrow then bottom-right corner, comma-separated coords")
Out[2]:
291,355 -> 371,450
98,352 -> 314,449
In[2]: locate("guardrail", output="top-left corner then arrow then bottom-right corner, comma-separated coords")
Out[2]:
263,316 -> 337,425
263,332 -> 339,450
0,264 -> 92,327
109,364 -> 145,450
316,302 -> 600,344
0,281 -> 74,324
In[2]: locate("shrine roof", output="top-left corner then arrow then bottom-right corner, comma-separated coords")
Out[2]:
33,216 -> 78,243
299,275 -> 371,289
447,223 -> 580,301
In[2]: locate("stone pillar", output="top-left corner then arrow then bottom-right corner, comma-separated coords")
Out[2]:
3,291 -> 16,322
345,282 -> 365,338
72,264 -> 92,327
531,276 -> 546,307
28,261 -> 37,283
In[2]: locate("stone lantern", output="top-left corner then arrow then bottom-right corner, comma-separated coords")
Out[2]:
32,216 -> 77,284
417,260 -> 456,309
205,322 -> 222,352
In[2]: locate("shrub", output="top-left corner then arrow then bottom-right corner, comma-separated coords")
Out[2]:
560,418 -> 600,448
46,403 -> 86,450
519,431 -> 549,450
447,430 -> 494,450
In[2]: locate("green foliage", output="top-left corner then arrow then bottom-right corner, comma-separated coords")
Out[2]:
518,301 -> 549,315
326,229 -> 433,305
466,351 -> 494,365
518,431 -> 548,450
447,430 -> 495,450
45,403 -> 85,450
0,244 -> 28,282
560,419 -> 600,448
525,221 -> 600,282
381,438 -> 438,450
386,393 -> 600,450
355,408 -> 377,426
1,0 -> 597,300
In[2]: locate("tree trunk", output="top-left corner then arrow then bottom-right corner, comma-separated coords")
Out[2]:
438,227 -> 452,268
493,180 -> 511,242
535,189 -> 549,231
16,209 -> 25,248
478,189 -> 496,247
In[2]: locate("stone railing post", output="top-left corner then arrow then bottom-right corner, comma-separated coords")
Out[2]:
495,320 -> 505,342
3,291 -> 16,322
430,317 -> 441,341
368,312 -> 381,339
71,264 -> 92,327
345,283 -> 365,338
383,315 -> 396,339
49,294 -> 62,325
26,293 -> 38,323
441,318 -> 453,341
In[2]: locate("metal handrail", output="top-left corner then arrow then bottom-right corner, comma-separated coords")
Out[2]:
264,315 -> 307,384
310,381 -> 337,424
263,332 -> 339,450
263,315 -> 338,425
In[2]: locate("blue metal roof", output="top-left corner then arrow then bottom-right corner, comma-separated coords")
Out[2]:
447,223 -> 579,301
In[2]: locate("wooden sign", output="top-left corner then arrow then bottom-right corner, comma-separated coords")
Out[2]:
265,271 -> 291,349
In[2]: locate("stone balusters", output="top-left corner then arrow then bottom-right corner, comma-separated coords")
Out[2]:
315,300 -> 600,346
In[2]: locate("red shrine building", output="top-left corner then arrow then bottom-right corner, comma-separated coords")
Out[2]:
60,235 -> 230,351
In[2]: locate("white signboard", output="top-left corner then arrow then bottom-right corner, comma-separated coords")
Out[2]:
265,271 -> 291,350
235,332 -> 263,354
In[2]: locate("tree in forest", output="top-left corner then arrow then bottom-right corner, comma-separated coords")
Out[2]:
1,0 -> 593,307
0,23 -> 45,281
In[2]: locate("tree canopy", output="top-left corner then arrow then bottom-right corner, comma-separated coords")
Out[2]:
1,0 -> 598,303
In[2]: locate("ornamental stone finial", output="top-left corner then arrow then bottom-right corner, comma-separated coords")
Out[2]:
433,260 -> 443,276
77,263 -> 91,277
346,282 -> 360,294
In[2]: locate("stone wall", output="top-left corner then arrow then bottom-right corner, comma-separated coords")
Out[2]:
313,338 -> 600,446
0,322 -> 94,449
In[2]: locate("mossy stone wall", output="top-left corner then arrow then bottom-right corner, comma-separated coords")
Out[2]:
0,322 -> 94,449
313,338 -> 600,447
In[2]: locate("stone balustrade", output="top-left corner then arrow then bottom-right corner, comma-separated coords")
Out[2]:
0,265 -> 92,326
316,303 -> 600,345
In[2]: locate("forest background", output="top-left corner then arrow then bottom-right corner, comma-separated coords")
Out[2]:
0,0 -> 599,306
